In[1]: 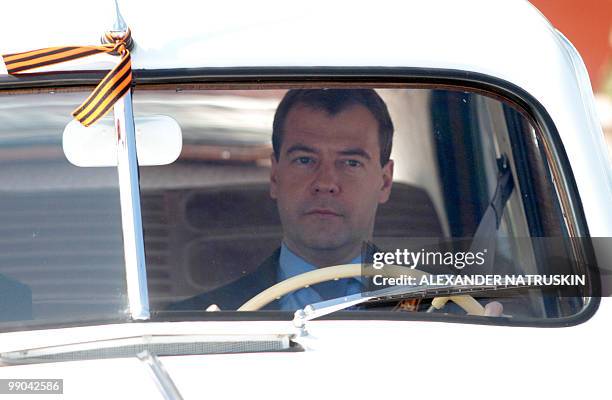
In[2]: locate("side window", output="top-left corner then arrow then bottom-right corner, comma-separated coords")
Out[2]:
0,89 -> 128,331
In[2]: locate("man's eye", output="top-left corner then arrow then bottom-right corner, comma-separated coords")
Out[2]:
343,159 -> 362,167
294,156 -> 314,165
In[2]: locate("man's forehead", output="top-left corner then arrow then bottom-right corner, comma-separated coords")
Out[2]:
281,103 -> 381,153
285,142 -> 373,160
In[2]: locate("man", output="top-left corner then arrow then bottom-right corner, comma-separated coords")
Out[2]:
172,88 -> 389,311
172,88 -> 502,315
268,89 -> 393,310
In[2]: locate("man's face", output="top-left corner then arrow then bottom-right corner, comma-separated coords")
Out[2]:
270,103 -> 393,260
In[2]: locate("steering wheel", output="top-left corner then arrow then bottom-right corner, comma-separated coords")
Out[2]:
238,264 -> 485,315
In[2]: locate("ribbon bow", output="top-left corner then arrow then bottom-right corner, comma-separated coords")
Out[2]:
2,29 -> 133,127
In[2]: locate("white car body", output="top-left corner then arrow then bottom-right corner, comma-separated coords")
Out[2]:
0,1 -> 611,399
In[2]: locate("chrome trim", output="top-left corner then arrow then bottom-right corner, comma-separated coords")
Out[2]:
293,294 -> 365,334
115,90 -> 150,320
137,350 -> 184,400
1,334 -> 291,360
111,0 -> 128,32
292,282 -> 527,331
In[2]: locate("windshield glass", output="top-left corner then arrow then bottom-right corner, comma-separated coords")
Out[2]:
0,88 -> 129,331
0,84 -> 595,332
134,85 -> 594,321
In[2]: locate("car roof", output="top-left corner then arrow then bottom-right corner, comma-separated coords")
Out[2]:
0,0 -> 575,85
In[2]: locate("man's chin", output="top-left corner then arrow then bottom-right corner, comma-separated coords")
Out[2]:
298,234 -> 352,252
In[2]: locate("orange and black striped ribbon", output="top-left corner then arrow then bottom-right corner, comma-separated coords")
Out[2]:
2,29 -> 132,127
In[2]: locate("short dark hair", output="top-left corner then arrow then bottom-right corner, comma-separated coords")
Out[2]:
272,89 -> 394,166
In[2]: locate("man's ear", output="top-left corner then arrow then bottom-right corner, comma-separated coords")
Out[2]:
378,159 -> 394,204
270,153 -> 279,199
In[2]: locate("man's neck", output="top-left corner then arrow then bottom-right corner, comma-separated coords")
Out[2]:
282,240 -> 362,268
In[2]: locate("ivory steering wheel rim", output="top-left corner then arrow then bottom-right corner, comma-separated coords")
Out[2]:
238,263 -> 484,315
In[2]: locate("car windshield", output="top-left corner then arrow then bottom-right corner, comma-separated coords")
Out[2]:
0,83 -> 596,332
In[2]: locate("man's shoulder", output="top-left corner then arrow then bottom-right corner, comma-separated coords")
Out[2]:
167,248 -> 280,311
0,273 -> 32,321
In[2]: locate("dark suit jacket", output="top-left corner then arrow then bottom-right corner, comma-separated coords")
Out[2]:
168,242 -> 384,312
169,248 -> 282,311
167,243 -> 501,314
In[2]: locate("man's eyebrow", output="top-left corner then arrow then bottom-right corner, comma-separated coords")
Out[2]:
337,148 -> 372,160
285,144 -> 318,155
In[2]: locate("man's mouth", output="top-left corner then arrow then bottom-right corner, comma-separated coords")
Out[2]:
304,208 -> 342,217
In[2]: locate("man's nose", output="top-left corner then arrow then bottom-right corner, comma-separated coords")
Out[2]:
311,162 -> 340,195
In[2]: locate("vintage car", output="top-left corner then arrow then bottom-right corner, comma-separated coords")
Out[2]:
0,0 -> 610,398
